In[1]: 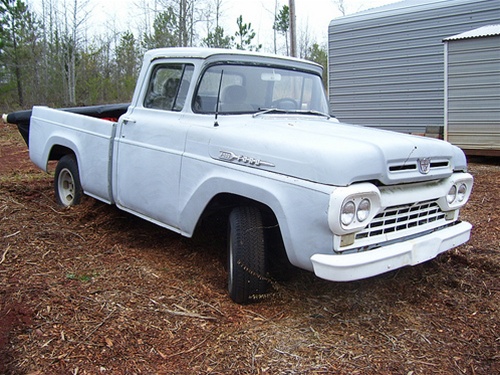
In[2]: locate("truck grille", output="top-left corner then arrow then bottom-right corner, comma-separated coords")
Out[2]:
356,200 -> 446,240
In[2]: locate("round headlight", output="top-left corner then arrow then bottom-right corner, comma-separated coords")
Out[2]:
341,201 -> 356,226
356,199 -> 371,222
457,183 -> 467,202
447,185 -> 457,204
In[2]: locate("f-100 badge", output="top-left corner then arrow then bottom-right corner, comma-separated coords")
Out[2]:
219,151 -> 275,167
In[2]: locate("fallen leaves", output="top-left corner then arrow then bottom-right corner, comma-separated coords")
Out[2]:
1,125 -> 499,374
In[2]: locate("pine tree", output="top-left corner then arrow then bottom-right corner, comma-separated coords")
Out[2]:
142,8 -> 179,49
0,0 -> 40,108
234,15 -> 261,51
203,26 -> 233,48
273,5 -> 290,55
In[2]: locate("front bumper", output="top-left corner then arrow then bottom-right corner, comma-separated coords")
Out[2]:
310,221 -> 472,282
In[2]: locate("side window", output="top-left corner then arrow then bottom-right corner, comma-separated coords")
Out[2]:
144,64 -> 193,111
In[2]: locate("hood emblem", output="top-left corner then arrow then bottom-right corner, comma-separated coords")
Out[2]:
417,158 -> 431,174
219,151 -> 275,167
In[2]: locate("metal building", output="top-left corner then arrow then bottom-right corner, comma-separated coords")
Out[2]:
328,0 -> 500,137
444,25 -> 500,156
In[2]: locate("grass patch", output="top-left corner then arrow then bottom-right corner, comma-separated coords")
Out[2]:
66,271 -> 98,282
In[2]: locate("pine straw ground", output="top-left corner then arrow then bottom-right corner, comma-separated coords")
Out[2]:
0,123 -> 499,375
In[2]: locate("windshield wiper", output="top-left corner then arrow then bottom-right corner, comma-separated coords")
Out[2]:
253,108 -> 331,119
297,110 -> 331,119
253,108 -> 288,117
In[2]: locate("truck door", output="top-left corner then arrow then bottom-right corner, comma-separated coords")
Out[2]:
114,63 -> 194,230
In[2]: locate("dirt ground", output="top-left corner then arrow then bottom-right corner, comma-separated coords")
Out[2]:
0,123 -> 499,375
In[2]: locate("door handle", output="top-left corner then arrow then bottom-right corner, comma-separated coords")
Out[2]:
122,117 -> 136,124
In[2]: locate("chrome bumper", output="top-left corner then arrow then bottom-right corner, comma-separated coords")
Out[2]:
311,221 -> 472,282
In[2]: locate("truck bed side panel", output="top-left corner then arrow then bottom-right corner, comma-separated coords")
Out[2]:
29,106 -> 115,203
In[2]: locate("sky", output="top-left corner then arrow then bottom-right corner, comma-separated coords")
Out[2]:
220,0 -> 401,44
30,0 -> 401,52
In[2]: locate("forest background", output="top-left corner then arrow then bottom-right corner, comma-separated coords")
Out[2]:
0,0 -> 376,111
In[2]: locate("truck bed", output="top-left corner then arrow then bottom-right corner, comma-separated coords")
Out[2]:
29,106 -> 124,204
4,103 -> 129,147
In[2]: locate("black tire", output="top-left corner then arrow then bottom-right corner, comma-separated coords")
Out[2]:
227,206 -> 269,304
54,155 -> 83,207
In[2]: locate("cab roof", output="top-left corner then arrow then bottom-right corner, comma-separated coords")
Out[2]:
144,47 -> 322,72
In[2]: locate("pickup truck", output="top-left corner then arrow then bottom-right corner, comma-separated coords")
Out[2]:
3,47 -> 473,304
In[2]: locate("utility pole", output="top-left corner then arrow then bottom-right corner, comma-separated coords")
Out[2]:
289,0 -> 297,57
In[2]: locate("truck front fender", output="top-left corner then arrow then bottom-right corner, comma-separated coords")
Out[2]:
177,169 -> 333,270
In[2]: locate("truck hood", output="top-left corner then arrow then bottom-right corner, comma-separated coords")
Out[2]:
208,115 -> 467,186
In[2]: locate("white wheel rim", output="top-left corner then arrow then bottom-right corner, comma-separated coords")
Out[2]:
58,168 -> 75,206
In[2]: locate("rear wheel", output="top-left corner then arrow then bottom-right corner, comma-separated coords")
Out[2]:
54,155 -> 82,207
227,206 -> 269,304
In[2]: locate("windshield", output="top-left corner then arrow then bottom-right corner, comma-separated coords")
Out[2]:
193,64 -> 330,116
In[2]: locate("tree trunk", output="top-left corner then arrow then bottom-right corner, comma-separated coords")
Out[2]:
289,0 -> 297,57
13,39 -> 25,107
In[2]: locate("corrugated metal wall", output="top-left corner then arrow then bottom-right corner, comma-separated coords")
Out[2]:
328,0 -> 500,134
445,35 -> 500,154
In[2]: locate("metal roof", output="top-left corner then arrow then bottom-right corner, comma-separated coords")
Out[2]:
444,24 -> 500,41
328,0 -> 475,26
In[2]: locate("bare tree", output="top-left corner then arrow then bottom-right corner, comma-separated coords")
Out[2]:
332,0 -> 347,16
332,0 -> 366,16
297,21 -> 312,59
202,0 -> 233,48
60,0 -> 91,105
204,0 -> 225,31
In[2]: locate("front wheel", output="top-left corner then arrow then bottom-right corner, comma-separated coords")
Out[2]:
227,206 -> 269,304
54,155 -> 83,207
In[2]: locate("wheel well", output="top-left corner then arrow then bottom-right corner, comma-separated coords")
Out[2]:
49,145 -> 75,161
199,193 -> 275,223
198,193 -> 293,279
197,192 -> 286,248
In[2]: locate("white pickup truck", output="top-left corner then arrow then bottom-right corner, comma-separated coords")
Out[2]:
4,48 -> 473,304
